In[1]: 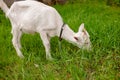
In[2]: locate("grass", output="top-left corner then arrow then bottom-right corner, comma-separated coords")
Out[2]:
0,1 -> 120,80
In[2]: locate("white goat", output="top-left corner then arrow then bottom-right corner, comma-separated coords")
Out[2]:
0,0 -> 91,60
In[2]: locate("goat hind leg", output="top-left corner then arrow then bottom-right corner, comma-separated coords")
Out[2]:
12,29 -> 24,58
18,31 -> 22,49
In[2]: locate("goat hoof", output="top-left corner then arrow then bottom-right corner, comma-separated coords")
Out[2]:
46,57 -> 54,61
18,55 -> 24,59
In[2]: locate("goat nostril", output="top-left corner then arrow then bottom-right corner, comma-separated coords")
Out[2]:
85,42 -> 88,44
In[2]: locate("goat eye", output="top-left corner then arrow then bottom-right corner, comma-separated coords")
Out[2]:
74,37 -> 79,41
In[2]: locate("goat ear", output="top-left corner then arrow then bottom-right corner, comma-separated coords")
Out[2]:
83,28 -> 87,35
74,37 -> 78,41
79,23 -> 84,32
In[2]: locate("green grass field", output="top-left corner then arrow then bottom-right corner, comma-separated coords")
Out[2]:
0,1 -> 120,80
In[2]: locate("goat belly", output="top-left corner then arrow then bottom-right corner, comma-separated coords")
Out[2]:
20,27 -> 36,34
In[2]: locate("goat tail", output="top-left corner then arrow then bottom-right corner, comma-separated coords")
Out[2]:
0,0 -> 9,15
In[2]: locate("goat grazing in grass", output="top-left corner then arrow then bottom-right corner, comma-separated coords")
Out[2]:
0,0 -> 91,60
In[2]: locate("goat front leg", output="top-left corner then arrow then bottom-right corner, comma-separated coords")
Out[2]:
12,28 -> 24,58
40,31 -> 53,60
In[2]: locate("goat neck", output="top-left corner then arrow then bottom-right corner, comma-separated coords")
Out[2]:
60,24 -> 76,43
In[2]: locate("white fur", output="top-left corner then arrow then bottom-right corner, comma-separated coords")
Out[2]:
0,0 -> 91,60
